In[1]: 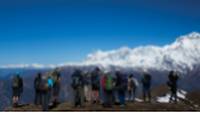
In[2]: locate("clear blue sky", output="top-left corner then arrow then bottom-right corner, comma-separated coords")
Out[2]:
0,0 -> 200,65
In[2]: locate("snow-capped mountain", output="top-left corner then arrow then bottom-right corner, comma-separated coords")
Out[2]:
1,32 -> 200,74
84,32 -> 200,74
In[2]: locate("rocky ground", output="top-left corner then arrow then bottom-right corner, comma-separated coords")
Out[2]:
4,100 -> 200,111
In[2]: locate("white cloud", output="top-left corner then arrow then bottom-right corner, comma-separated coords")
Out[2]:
1,32 -> 200,73
84,32 -> 200,73
0,63 -> 56,69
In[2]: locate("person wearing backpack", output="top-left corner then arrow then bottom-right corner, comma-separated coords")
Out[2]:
115,71 -> 126,107
71,69 -> 84,107
34,73 -> 42,105
127,74 -> 139,102
167,71 -> 179,103
40,75 -> 50,111
141,72 -> 152,102
91,67 -> 101,104
12,73 -> 23,107
47,75 -> 54,107
52,70 -> 61,106
83,71 -> 92,103
103,72 -> 113,107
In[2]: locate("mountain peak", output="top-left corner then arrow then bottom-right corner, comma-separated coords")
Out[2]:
187,32 -> 200,38
176,32 -> 200,42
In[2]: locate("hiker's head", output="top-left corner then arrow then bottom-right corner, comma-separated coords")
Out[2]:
48,76 -> 52,79
143,68 -> 148,74
82,70 -> 88,76
115,71 -> 121,77
103,70 -> 109,75
75,69 -> 81,74
106,71 -> 112,77
170,70 -> 174,75
129,74 -> 134,78
53,68 -> 60,75
15,72 -> 20,78
37,73 -> 42,78
95,67 -> 100,72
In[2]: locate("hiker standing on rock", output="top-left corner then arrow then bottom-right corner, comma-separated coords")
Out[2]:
12,73 -> 23,107
141,71 -> 152,102
83,71 -> 92,103
127,74 -> 139,102
116,71 -> 127,107
103,72 -> 114,107
47,75 -> 54,107
167,71 -> 179,103
100,72 -> 106,106
40,74 -> 50,111
52,70 -> 61,106
91,67 -> 101,104
71,69 -> 84,107
34,73 -> 42,105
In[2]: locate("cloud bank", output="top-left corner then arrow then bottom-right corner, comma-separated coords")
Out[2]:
1,32 -> 200,74
84,32 -> 200,73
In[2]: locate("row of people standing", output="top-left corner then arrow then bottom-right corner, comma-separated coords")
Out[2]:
33,70 -> 61,111
11,68 -> 179,110
11,69 -> 61,111
71,68 -> 153,108
71,68 -> 180,108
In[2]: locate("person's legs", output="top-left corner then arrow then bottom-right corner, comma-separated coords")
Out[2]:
169,90 -> 173,103
118,91 -> 121,104
91,90 -> 95,103
53,86 -> 60,106
41,91 -> 48,111
172,89 -> 177,103
16,90 -> 20,105
103,90 -> 107,107
133,88 -> 136,102
147,88 -> 151,102
174,93 -> 177,103
143,88 -> 146,102
119,91 -> 125,106
80,87 -> 85,107
35,90 -> 39,105
174,88 -> 178,103
128,90 -> 131,101
108,90 -> 113,107
114,90 -> 119,104
44,92 -> 49,111
74,89 -> 79,107
48,88 -> 52,106
13,89 -> 20,106
118,92 -> 122,104
95,90 -> 99,103
84,86 -> 87,102
100,86 -> 105,105
38,90 -> 42,105
122,91 -> 125,105
12,96 -> 17,107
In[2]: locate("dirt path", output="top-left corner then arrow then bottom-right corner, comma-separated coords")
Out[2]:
4,101 -> 199,111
